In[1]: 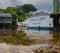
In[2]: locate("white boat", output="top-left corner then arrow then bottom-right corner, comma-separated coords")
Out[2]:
17,22 -> 27,27
24,13 -> 53,29
17,22 -> 27,30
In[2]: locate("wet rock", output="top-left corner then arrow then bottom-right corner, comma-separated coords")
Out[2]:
38,50 -> 43,53
46,51 -> 58,53
33,49 -> 44,53
33,50 -> 38,53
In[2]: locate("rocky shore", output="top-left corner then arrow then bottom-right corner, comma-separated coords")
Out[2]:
32,45 -> 60,53
0,43 -> 60,53
16,44 -> 60,53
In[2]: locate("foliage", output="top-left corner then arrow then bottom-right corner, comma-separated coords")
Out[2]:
0,4 -> 37,24
20,4 -> 37,13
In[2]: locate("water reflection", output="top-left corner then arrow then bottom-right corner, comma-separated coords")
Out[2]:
26,30 -> 53,40
26,29 -> 60,45
0,28 -> 36,45
51,30 -> 60,46
0,28 -> 60,45
0,28 -> 60,52
0,29 -> 12,36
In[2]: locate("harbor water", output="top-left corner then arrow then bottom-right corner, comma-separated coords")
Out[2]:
0,27 -> 60,53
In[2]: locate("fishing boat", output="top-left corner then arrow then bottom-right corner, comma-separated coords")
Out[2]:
24,13 -> 53,29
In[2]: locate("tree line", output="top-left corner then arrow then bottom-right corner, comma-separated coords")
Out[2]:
0,4 -> 37,25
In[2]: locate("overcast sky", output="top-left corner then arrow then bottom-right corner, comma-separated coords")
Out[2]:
0,0 -> 53,12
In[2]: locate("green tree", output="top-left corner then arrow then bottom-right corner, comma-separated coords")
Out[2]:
0,4 -> 37,25
20,4 -> 37,13
16,6 -> 29,22
16,9 -> 24,16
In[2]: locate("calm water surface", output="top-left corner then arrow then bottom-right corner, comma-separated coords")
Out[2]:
0,28 -> 60,53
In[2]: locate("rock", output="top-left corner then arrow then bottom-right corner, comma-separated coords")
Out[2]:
38,50 -> 43,53
33,49 -> 44,53
46,51 -> 58,53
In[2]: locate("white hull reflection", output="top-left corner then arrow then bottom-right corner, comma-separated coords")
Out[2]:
26,30 -> 53,40
17,27 -> 27,31
16,22 -> 27,30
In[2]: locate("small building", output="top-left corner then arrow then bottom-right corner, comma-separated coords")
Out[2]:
0,13 -> 12,28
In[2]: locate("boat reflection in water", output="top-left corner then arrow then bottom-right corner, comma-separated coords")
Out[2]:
0,28 -> 60,53
0,28 -> 60,45
26,29 -> 53,41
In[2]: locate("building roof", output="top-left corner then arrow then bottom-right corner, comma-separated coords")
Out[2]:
0,13 -> 12,17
